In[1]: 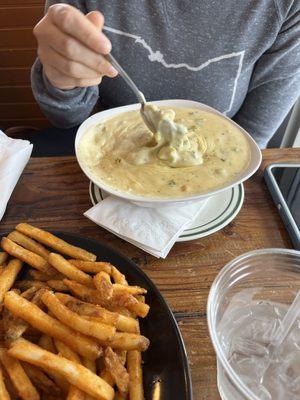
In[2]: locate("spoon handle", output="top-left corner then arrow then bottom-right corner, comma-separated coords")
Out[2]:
105,53 -> 146,106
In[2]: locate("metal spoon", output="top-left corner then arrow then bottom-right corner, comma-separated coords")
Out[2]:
105,53 -> 157,133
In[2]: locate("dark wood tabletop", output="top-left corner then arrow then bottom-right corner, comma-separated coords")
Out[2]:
1,148 -> 300,399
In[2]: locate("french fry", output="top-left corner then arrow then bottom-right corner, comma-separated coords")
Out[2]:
0,252 -> 8,266
22,363 -> 61,397
46,280 -> 69,292
63,280 -> 149,318
67,384 -> 86,400
127,351 -> 144,400
49,253 -> 93,286
0,259 -> 23,305
3,308 -> 28,345
55,293 -> 118,325
134,296 -> 145,304
116,350 -> 127,366
14,280 -> 48,291
100,369 -> 114,387
38,335 -> 56,353
0,366 -> 10,400
69,260 -> 112,274
42,290 -> 116,341
0,348 -> 39,400
55,293 -> 138,333
112,292 -> 149,319
16,223 -> 96,261
4,288 -> 44,345
20,287 -> 39,300
98,333 -> 149,352
1,237 -> 50,273
4,291 -> 101,359
7,231 -> 50,259
0,366 -> 18,400
83,357 -> 97,400
104,347 -> 129,394
38,335 -> 69,394
83,357 -> 97,374
111,267 -> 128,285
94,272 -> 113,300
28,269 -> 64,282
54,340 -> 85,400
63,279 -> 105,302
113,308 -> 135,318
113,284 -> 146,296
8,339 -> 115,400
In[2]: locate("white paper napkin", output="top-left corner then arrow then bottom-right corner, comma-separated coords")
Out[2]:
0,130 -> 33,220
84,196 -> 208,258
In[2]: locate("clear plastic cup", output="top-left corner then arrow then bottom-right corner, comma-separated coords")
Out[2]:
207,248 -> 300,400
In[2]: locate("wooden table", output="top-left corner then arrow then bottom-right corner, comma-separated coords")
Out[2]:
1,148 -> 300,399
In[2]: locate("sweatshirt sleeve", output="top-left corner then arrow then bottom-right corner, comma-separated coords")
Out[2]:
31,0 -> 99,128
233,2 -> 300,148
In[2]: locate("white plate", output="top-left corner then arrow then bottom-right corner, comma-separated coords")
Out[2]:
89,182 -> 244,242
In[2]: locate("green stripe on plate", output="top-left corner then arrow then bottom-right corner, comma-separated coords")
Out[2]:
179,184 -> 243,238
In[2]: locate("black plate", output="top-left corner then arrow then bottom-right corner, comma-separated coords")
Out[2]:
8,231 -> 193,400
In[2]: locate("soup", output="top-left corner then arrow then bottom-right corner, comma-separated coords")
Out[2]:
77,107 -> 250,198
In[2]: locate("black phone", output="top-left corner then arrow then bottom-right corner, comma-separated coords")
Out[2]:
264,163 -> 300,250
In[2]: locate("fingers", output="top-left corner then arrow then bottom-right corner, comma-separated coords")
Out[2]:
36,18 -> 117,79
86,11 -> 105,28
33,3 -> 118,90
43,64 -> 103,90
39,45 -> 100,80
48,4 -> 111,54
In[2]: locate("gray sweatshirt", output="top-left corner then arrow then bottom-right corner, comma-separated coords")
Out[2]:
31,0 -> 300,147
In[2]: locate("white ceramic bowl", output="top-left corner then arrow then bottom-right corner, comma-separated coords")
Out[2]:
75,99 -> 262,207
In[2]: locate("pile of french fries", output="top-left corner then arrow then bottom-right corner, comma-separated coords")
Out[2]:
0,223 -> 150,400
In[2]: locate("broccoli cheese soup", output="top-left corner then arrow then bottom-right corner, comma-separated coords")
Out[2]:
77,106 -> 250,199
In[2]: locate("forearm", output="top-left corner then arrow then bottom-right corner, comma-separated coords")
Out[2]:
233,76 -> 300,148
31,59 -> 99,128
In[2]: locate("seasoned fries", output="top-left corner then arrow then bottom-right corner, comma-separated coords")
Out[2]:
4,291 -> 101,359
16,223 -> 96,261
54,340 -> 85,400
82,357 -> 96,374
98,332 -> 149,352
38,335 -> 69,394
104,347 -> 129,394
0,366 -> 10,400
49,253 -> 93,286
113,284 -> 147,296
94,272 -> 113,300
22,363 -> 61,396
28,269 -> 64,282
111,267 -> 128,286
1,238 -> 50,273
127,351 -> 144,400
0,259 -> 23,305
56,293 -> 139,333
68,260 -> 112,274
0,348 -> 40,400
0,223 -> 149,399
63,280 -> 149,318
7,231 -> 50,259
0,252 -> 8,266
46,280 -> 69,292
8,339 -> 115,400
41,290 -> 116,341
14,280 -> 48,291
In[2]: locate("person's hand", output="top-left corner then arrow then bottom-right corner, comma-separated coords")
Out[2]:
33,4 -> 118,90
